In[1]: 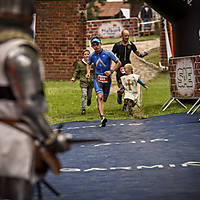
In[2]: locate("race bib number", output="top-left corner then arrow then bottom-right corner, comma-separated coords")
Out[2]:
120,67 -> 126,74
98,75 -> 108,83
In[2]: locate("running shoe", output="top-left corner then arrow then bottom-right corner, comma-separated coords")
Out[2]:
100,117 -> 107,127
129,112 -> 133,116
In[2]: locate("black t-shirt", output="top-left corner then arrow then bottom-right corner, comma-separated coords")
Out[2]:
140,6 -> 152,19
112,41 -> 137,69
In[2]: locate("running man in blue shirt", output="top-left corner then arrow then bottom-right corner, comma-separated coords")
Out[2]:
86,37 -> 121,127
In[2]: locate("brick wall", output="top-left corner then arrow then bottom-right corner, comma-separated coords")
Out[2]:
160,18 -> 168,67
87,17 -> 139,39
35,0 -> 87,80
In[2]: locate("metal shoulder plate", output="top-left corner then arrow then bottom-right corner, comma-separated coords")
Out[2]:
5,44 -> 47,114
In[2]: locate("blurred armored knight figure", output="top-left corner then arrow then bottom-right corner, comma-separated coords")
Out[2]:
0,1 -> 69,199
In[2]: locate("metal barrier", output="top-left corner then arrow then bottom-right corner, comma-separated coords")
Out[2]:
138,20 -> 160,36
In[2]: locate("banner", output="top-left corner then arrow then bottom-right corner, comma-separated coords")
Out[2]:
98,22 -> 123,38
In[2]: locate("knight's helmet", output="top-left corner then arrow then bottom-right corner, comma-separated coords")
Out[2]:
0,0 -> 35,26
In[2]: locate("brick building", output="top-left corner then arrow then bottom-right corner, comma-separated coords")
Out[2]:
35,0 -> 87,80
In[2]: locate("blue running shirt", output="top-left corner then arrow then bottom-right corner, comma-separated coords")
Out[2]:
88,49 -> 118,76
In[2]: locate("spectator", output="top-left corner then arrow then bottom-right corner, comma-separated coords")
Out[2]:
140,2 -> 153,36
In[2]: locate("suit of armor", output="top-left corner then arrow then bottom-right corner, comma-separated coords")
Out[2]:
0,1 -> 69,199
0,32 -> 52,200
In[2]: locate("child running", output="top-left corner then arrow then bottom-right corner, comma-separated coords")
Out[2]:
118,64 -> 148,116
71,49 -> 94,115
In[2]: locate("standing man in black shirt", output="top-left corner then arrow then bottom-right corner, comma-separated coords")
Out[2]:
140,2 -> 153,36
112,29 -> 147,111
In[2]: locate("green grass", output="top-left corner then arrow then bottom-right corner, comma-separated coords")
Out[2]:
44,71 -> 193,125
142,71 -> 195,117
45,36 -> 194,125
45,80 -> 135,124
145,47 -> 160,66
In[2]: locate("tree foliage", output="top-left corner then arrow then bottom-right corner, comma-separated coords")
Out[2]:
87,0 -> 106,20
128,0 -> 144,17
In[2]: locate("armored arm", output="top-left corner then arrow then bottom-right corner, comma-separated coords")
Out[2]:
5,45 -> 52,139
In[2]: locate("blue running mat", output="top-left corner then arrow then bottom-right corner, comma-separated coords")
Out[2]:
35,113 -> 200,200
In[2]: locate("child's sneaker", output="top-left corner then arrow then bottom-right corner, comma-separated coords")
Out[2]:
122,105 -> 128,111
81,109 -> 86,115
129,111 -> 133,116
100,117 -> 107,127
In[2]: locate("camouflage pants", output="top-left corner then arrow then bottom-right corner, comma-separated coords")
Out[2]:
81,87 -> 93,110
124,99 -> 137,113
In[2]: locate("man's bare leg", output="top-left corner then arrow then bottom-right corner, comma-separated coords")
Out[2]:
97,93 -> 107,127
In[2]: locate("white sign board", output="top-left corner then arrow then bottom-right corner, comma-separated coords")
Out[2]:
176,59 -> 195,96
98,22 -> 123,38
